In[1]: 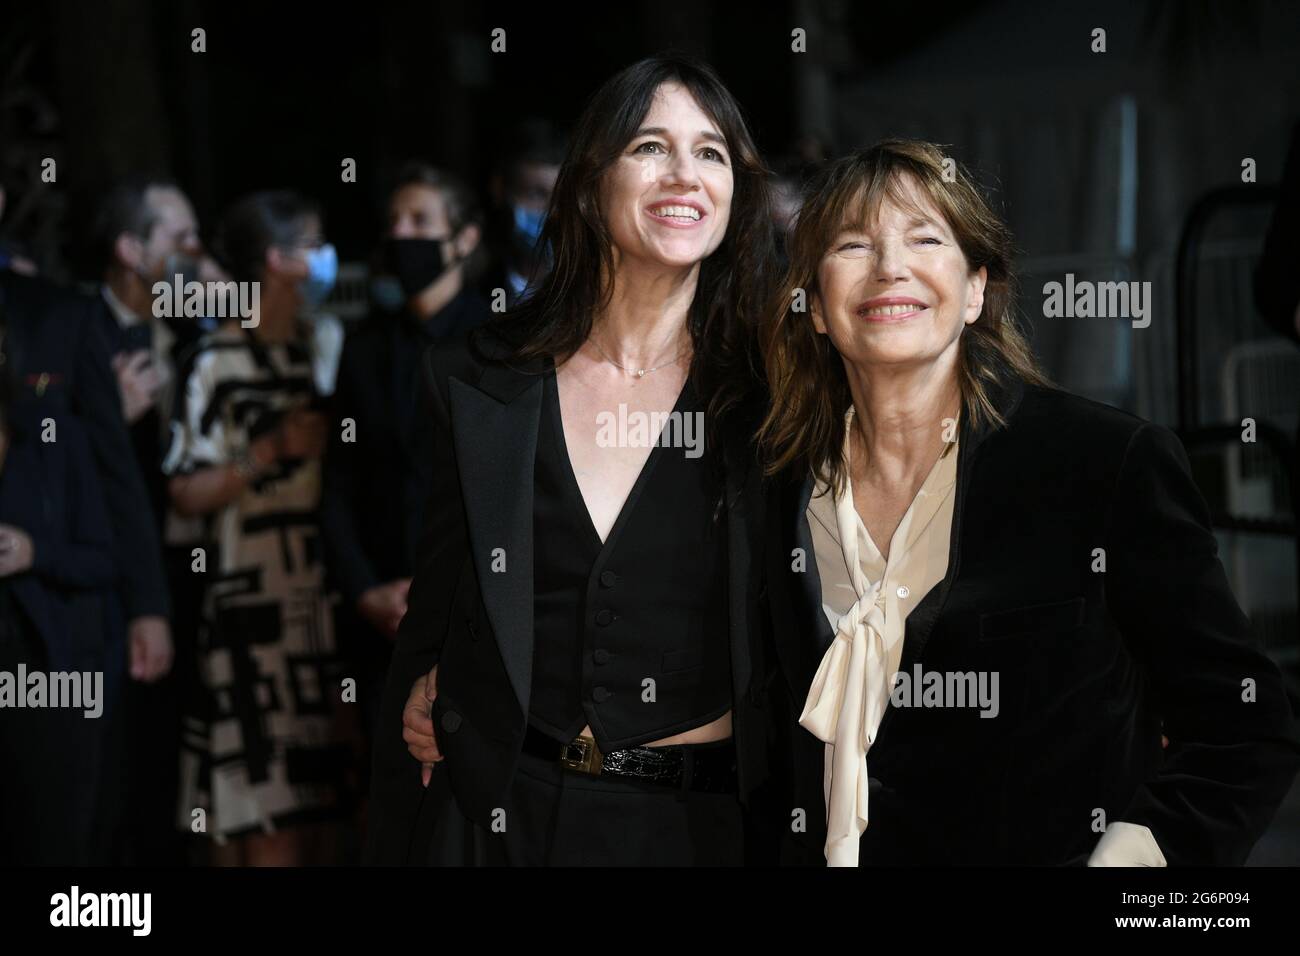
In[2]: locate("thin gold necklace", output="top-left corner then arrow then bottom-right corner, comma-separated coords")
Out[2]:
591,336 -> 691,378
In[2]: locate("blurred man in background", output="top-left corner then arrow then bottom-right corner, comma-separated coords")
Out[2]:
92,176 -> 207,517
322,163 -> 489,796
87,174 -> 212,863
482,119 -> 564,308
0,237 -> 171,867
0,308 -> 115,865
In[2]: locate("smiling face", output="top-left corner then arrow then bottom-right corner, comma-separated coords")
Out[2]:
600,82 -> 734,271
812,173 -> 987,375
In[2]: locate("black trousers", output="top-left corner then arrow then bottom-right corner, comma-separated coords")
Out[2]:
0,608 -> 95,865
424,741 -> 745,866
112,545 -> 204,865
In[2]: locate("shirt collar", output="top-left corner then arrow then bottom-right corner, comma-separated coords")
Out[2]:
837,405 -> 959,556
101,283 -> 141,328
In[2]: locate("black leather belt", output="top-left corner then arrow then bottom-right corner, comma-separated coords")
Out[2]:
522,724 -> 737,794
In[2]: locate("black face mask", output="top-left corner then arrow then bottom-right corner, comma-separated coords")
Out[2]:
383,237 -> 455,299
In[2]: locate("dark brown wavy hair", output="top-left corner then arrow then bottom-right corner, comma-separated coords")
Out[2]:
757,138 -> 1048,491
482,53 -> 777,439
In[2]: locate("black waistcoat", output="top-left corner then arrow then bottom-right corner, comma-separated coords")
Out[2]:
529,365 -> 730,750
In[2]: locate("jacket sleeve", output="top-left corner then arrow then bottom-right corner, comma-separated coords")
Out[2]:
365,344 -> 468,864
1106,423 -> 1300,865
72,296 -> 170,618
319,339 -> 381,605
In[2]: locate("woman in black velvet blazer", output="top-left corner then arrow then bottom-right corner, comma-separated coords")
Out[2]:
757,140 -> 1300,866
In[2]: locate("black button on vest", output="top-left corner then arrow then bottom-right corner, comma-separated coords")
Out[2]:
528,364 -> 730,751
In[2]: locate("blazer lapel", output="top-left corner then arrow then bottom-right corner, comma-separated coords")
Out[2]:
897,438 -> 972,670
772,472 -> 835,704
447,358 -> 544,716
899,377 -> 1026,668
791,474 -> 832,651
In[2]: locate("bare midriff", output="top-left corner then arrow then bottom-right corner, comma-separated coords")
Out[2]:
577,708 -> 732,748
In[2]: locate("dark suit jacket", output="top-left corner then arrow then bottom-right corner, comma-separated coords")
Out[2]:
0,406 -> 116,672
87,291 -> 200,529
767,379 -> 1300,866
0,272 -> 169,621
321,293 -> 490,608
365,328 -> 771,864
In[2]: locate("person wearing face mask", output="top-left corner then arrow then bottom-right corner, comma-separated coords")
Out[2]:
481,119 -> 564,308
164,191 -> 348,865
321,164 -> 488,762
299,242 -> 345,399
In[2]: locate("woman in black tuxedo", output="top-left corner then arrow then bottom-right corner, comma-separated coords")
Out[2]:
366,55 -> 777,865
758,139 -> 1300,866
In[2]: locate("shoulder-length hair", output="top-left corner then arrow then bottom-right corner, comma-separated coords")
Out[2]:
757,138 -> 1049,490
211,190 -> 321,284
484,53 -> 777,434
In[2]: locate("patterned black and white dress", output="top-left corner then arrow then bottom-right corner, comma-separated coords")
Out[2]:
164,324 -> 344,840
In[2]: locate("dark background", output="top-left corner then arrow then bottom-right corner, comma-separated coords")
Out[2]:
2,0 -> 1300,862
1,0 -> 1297,421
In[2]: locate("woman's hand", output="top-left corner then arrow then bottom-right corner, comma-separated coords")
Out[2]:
0,525 -> 34,577
276,408 -> 328,460
402,664 -> 442,787
357,579 -> 411,638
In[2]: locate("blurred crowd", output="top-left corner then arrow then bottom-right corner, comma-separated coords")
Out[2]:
0,122 -> 576,866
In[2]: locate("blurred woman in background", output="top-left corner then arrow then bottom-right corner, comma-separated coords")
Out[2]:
164,191 -> 349,866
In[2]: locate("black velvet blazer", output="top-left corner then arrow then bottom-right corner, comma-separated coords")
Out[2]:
765,378 -> 1300,866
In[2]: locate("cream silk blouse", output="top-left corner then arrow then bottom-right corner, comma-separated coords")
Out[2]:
800,407 -> 1165,868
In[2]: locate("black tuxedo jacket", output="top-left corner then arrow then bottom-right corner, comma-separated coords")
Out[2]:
0,272 -> 168,621
767,379 -> 1300,866
365,328 -> 771,864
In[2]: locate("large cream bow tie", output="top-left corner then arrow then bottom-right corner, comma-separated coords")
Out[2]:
798,582 -> 894,867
